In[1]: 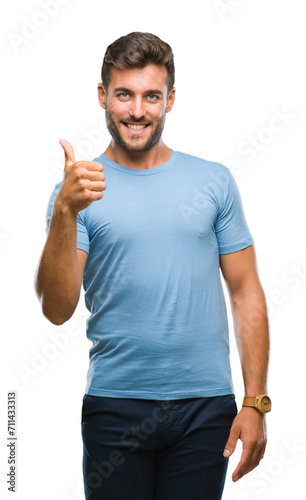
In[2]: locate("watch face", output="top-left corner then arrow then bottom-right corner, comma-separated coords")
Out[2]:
260,396 -> 271,412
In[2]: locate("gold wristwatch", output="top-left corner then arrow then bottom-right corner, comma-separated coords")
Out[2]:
242,395 -> 271,414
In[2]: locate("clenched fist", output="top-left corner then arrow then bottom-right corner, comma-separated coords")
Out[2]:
56,139 -> 106,215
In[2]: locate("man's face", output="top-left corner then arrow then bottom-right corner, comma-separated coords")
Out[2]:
98,64 -> 175,152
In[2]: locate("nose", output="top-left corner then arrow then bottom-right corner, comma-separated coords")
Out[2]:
129,96 -> 146,120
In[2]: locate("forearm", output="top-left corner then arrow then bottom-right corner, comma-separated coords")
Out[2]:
231,285 -> 270,395
35,200 -> 82,325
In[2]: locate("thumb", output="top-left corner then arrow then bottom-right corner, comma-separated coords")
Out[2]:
223,426 -> 240,458
59,138 -> 76,167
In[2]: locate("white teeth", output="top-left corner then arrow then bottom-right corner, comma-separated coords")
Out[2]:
126,124 -> 147,130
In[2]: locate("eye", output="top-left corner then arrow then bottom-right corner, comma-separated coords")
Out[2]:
146,94 -> 159,101
118,92 -> 129,98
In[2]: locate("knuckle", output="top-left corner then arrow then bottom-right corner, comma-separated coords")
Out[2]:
246,437 -> 257,447
93,191 -> 103,201
92,162 -> 103,171
75,168 -> 85,180
83,189 -> 93,202
78,179 -> 88,189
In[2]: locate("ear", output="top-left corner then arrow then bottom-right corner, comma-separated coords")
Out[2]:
98,82 -> 106,109
166,86 -> 176,113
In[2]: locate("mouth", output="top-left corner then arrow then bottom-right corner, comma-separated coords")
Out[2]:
122,122 -> 150,135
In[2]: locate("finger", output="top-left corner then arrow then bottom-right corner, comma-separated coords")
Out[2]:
76,169 -> 105,182
248,434 -> 267,471
232,431 -> 267,482
59,138 -> 76,167
85,190 -> 104,202
232,442 -> 257,482
75,161 -> 104,172
223,425 -> 240,458
86,171 -> 105,182
248,438 -> 267,471
83,181 -> 106,192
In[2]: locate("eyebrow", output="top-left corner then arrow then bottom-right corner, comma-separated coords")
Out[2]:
114,87 -> 163,96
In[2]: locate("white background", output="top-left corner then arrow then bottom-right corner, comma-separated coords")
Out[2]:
1,1 -> 306,499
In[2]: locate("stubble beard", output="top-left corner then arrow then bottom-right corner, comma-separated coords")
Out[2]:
104,103 -> 167,153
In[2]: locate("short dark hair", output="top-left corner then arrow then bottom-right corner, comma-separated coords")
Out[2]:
101,31 -> 175,95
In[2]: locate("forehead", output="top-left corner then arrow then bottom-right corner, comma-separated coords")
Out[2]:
108,64 -> 168,93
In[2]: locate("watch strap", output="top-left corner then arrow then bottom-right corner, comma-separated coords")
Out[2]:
243,396 -> 257,407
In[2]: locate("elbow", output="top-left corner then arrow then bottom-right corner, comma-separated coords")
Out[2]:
35,280 -> 78,325
44,313 -> 68,326
42,306 -> 72,326
40,299 -> 74,326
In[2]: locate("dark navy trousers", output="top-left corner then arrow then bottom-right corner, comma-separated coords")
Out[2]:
81,393 -> 237,500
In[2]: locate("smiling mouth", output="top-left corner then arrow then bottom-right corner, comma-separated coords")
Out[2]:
123,123 -> 150,130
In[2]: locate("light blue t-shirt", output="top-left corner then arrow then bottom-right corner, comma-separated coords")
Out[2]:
46,150 -> 254,399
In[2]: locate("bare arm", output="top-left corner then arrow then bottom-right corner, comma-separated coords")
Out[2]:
220,244 -> 269,395
219,245 -> 270,482
35,139 -> 106,325
35,205 -> 88,325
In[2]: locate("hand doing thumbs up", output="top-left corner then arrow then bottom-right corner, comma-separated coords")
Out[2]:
59,138 -> 76,168
56,139 -> 106,216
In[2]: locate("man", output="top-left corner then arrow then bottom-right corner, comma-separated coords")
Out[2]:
35,32 -> 270,500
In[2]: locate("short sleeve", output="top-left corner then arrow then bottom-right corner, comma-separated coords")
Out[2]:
45,182 -> 89,254
76,212 -> 90,253
215,169 -> 254,254
46,182 -> 62,233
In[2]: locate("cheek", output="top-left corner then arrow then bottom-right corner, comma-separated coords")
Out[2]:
108,100 -> 126,116
150,106 -> 165,120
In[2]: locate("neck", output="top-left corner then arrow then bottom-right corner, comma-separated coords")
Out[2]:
103,138 -> 172,170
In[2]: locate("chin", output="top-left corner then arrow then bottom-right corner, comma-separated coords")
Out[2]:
120,141 -> 154,153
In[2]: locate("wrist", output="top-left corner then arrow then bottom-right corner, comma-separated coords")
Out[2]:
240,406 -> 264,415
54,196 -> 78,219
244,387 -> 267,397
